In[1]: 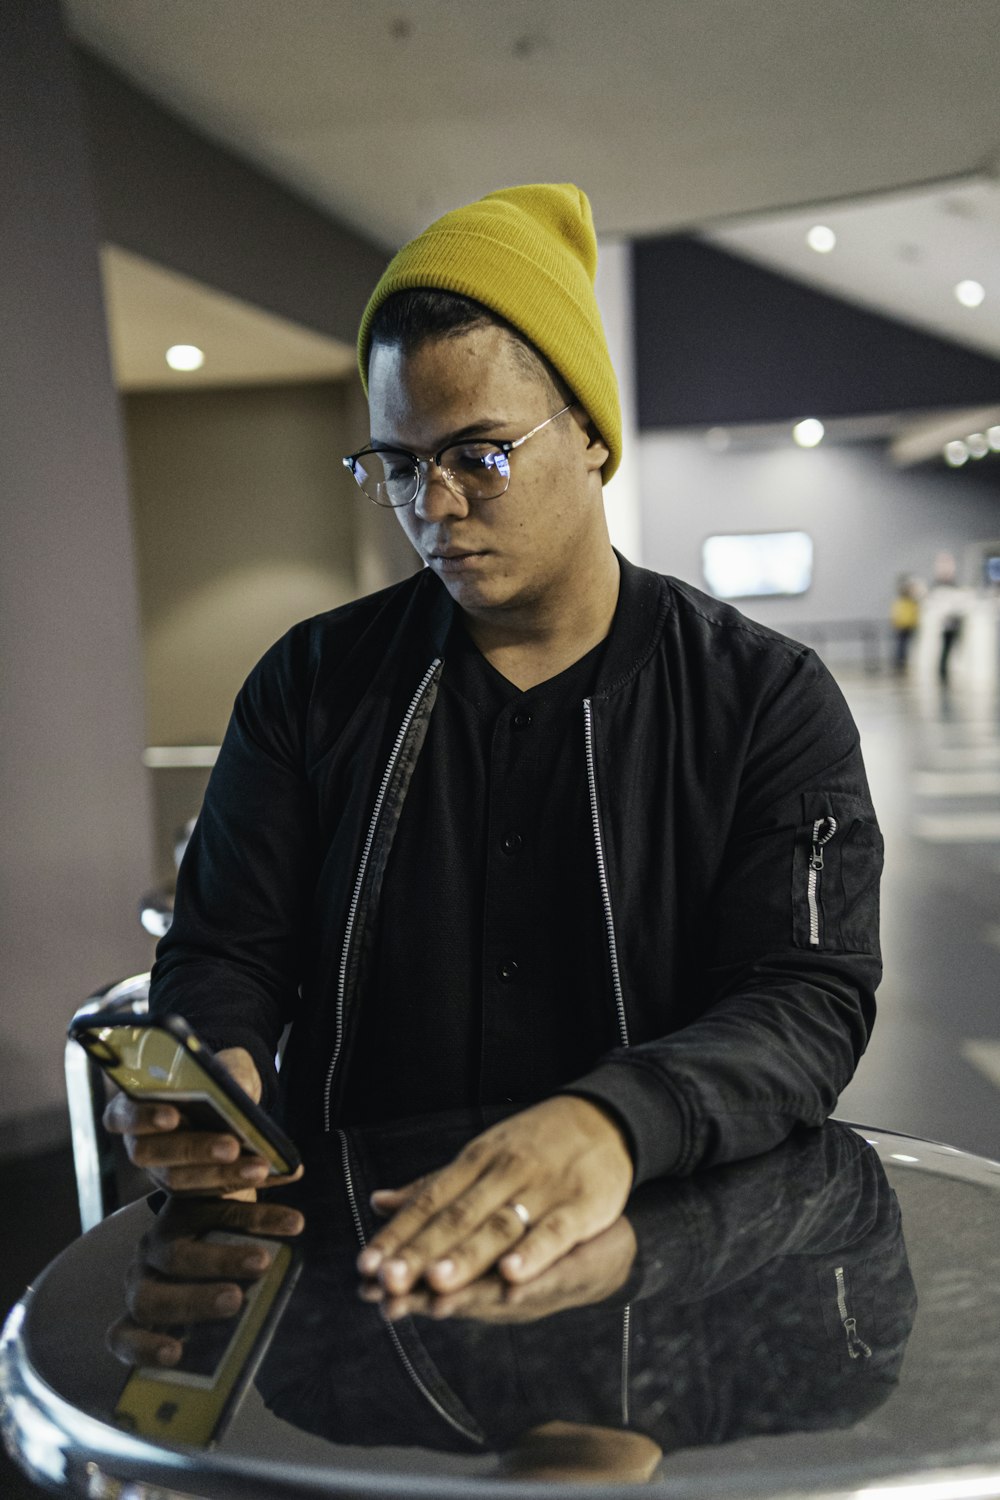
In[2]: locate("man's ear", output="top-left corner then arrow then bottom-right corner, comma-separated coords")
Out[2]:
571,405 -> 610,473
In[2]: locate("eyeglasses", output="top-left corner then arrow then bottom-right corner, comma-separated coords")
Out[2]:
343,404 -> 573,508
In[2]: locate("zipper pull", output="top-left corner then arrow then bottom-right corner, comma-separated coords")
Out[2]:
810,815 -> 838,870
835,1268 -> 872,1361
843,1316 -> 873,1361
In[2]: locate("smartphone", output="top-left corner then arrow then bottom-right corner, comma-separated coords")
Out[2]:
68,1011 -> 301,1177
113,1231 -> 300,1447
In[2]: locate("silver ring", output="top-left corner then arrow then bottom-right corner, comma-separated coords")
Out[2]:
510,1200 -> 531,1229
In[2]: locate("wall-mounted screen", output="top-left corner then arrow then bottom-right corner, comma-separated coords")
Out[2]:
702,531 -> 813,600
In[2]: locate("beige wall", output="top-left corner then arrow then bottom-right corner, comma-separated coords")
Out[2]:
124,377 -> 418,880
126,378 -> 417,747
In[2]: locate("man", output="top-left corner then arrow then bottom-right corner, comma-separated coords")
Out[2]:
107,184 -> 882,1300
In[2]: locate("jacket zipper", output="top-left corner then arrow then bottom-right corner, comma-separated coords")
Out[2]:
807,816 -> 838,947
583,700 -> 630,1048
583,701 -> 634,1415
338,1130 -> 485,1445
620,1303 -> 632,1426
834,1265 -> 872,1360
323,659 -> 442,1131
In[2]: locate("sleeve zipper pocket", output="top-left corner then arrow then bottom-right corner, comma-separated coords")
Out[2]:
807,816 -> 838,946
835,1265 -> 872,1361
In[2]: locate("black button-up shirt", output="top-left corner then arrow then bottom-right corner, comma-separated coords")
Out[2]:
342,620 -> 617,1123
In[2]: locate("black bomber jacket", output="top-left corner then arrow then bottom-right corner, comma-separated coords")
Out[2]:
150,553 -> 883,1183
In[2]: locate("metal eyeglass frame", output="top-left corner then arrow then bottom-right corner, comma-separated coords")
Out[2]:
342,403 -> 574,507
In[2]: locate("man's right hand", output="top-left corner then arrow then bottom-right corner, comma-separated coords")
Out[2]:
102,1046 -> 298,1197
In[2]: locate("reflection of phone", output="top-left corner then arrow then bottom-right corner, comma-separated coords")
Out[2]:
113,1232 -> 300,1446
67,1012 -> 301,1177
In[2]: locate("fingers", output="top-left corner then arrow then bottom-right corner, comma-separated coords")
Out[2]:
356,1098 -> 634,1296
111,1201 -> 304,1367
358,1153 -> 532,1293
215,1047 -> 262,1103
141,1213 -> 303,1281
107,1315 -> 185,1368
497,1202 -> 593,1283
101,1049 -> 283,1197
126,1265 -> 246,1327
369,1171 -> 434,1217
103,1093 -> 180,1137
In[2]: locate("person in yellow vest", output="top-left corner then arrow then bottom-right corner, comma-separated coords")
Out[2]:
890,576 -> 920,673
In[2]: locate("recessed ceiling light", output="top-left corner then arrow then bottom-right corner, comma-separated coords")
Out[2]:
165,344 -> 205,371
967,432 -> 989,459
987,426 -> 1000,451
792,418 -> 824,448
944,440 -> 969,467
806,225 -> 836,254
954,279 -> 986,308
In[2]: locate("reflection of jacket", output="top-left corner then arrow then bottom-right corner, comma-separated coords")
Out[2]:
257,1116 -> 915,1455
151,553 -> 883,1180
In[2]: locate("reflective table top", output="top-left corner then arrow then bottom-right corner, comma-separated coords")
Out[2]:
3,1111 -> 1000,1499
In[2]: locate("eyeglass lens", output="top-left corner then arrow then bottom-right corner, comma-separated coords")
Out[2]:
355,443 -> 511,507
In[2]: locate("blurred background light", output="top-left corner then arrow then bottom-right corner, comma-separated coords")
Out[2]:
793,417 -> 825,447
806,224 -> 837,253
165,343 -> 205,371
954,279 -> 986,308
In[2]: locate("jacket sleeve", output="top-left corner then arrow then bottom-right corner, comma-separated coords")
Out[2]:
149,631 -> 315,1106
566,646 -> 883,1184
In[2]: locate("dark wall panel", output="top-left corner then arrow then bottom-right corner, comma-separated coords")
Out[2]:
75,48 -> 388,347
0,0 -> 154,1141
634,236 -> 1000,429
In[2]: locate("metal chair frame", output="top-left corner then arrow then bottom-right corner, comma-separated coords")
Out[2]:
64,974 -> 150,1232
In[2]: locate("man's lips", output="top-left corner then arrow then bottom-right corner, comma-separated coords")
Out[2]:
426,547 -> 490,567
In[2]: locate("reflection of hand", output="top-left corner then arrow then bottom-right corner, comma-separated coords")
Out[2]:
107,1196 -> 304,1369
102,1046 -> 302,1199
357,1096 -> 633,1295
362,1214 -> 637,1324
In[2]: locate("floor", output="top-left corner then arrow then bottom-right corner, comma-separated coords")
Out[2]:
835,665 -> 1000,1162
3,662 -> 1000,1496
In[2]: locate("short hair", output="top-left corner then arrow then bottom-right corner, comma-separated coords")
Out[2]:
367,288 -> 572,403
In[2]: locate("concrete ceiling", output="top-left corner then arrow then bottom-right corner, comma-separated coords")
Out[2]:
65,0 -> 1000,382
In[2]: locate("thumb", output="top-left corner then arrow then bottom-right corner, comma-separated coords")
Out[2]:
370,1172 -> 433,1215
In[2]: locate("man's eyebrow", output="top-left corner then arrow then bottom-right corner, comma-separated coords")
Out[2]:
368,418 -> 509,451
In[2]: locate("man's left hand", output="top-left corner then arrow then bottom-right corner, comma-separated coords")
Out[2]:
356,1096 -> 633,1294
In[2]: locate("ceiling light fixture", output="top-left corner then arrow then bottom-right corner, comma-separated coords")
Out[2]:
792,418 -> 824,448
165,344 -> 205,371
944,440 -> 969,467
954,279 -> 986,308
988,426 -> 1000,451
966,432 -> 989,459
806,225 -> 836,253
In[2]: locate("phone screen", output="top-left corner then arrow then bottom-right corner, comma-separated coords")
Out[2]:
114,1233 -> 296,1446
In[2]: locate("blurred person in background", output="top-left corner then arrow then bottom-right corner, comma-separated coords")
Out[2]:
890,575 -> 921,674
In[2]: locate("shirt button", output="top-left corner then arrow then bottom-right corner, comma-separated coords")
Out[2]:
501,832 -> 523,855
497,960 -> 519,982
512,711 -> 533,729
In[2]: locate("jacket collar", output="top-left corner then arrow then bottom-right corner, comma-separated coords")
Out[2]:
592,552 -> 671,698
420,549 -> 670,697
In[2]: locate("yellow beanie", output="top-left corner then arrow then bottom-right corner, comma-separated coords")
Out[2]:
357,183 -> 622,483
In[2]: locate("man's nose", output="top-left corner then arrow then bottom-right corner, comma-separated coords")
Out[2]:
413,461 -> 470,522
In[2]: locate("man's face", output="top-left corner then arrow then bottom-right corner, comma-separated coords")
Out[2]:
366,325 -> 609,621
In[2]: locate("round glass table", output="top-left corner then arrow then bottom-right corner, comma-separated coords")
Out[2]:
3,1111 -> 1000,1499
